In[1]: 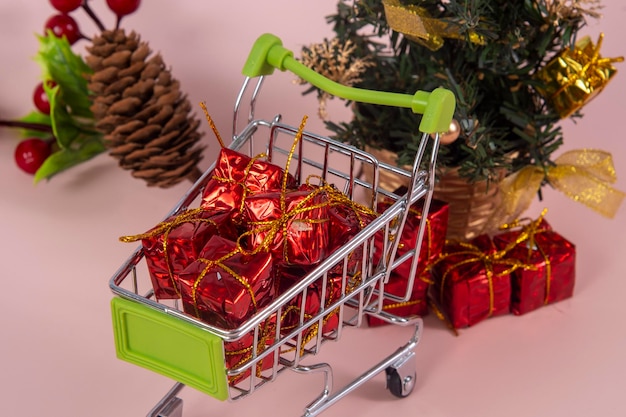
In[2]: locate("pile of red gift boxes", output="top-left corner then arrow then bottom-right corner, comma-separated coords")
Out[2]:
368,204 -> 576,331
122,144 -> 378,382
122,142 -> 576,382
429,214 -> 576,329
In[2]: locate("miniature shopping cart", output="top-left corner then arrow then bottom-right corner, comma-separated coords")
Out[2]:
109,33 -> 455,417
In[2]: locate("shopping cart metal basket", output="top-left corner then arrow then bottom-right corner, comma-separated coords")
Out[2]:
109,33 -> 455,417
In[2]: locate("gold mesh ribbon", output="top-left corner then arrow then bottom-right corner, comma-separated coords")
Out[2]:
535,34 -> 623,118
487,149 -> 625,230
119,207 -> 219,298
382,0 -> 485,51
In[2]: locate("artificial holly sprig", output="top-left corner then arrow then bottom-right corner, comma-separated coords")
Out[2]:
4,0 -> 204,188
15,33 -> 106,183
1,0 -> 140,181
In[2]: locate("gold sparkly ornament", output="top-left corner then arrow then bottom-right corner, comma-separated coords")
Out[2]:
431,119 -> 461,145
382,0 -> 485,51
535,33 -> 623,118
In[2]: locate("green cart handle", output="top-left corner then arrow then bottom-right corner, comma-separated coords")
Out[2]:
242,33 -> 456,134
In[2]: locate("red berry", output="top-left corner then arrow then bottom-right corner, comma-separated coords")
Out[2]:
33,81 -> 57,115
44,14 -> 81,45
49,0 -> 83,13
14,138 -> 53,175
106,0 -> 141,17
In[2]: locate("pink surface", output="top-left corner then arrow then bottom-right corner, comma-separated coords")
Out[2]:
1,1 -> 625,416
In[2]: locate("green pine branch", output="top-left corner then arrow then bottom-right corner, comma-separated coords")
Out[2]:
302,0 -> 598,183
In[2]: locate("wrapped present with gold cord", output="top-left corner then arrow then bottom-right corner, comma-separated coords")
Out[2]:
535,33 -> 624,118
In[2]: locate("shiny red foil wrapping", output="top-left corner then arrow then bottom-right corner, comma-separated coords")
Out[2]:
201,148 -> 297,219
367,272 -> 431,326
276,264 -> 343,344
225,319 -> 276,386
494,219 -> 576,315
431,235 -> 512,328
243,189 -> 330,266
301,183 -> 377,276
179,235 -> 275,329
327,195 -> 377,253
140,210 -> 237,299
368,200 -> 448,325
375,199 -> 449,273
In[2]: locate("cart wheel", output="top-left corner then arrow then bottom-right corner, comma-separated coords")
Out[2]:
385,366 -> 416,398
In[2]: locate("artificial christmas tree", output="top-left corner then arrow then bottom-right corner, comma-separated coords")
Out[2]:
297,0 -> 624,239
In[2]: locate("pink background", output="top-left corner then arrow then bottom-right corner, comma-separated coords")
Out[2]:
1,1 -> 625,416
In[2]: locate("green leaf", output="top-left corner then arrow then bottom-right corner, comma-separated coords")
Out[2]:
30,32 -> 106,180
36,33 -> 93,118
34,138 -> 106,183
18,111 -> 53,138
44,82 -> 80,148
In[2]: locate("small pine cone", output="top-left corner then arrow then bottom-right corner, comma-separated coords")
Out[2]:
85,29 -> 204,188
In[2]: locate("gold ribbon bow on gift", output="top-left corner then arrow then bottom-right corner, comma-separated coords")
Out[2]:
488,149 -> 626,229
382,0 -> 486,51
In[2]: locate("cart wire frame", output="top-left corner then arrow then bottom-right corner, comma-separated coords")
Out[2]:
109,33 -> 455,417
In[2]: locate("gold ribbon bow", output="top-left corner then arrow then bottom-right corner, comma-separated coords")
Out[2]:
488,149 -> 625,230
382,0 -> 486,51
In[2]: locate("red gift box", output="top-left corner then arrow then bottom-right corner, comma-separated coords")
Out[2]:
242,188 -> 330,266
178,235 -> 275,329
366,271 -> 431,326
367,199 -> 448,325
121,209 -> 237,299
201,148 -> 297,220
306,182 -> 378,276
430,235 -> 520,328
494,216 -> 576,315
225,319 -> 276,386
325,185 -> 378,253
275,263 -> 343,354
375,199 -> 449,271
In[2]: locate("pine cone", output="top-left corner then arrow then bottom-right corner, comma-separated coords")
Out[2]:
85,29 -> 204,188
